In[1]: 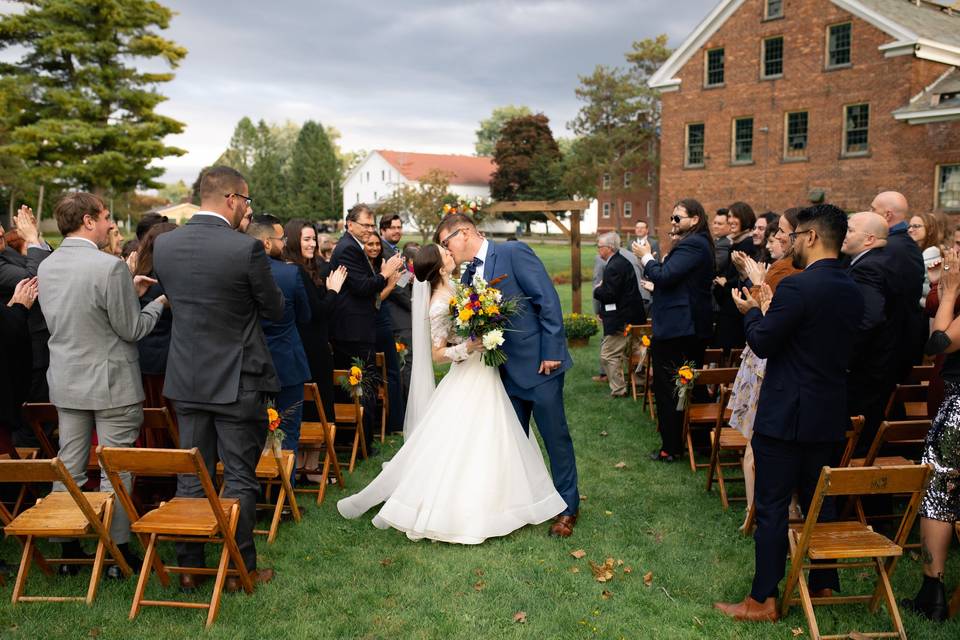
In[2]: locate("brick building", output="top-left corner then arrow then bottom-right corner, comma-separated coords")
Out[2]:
649,0 -> 960,237
595,142 -> 660,235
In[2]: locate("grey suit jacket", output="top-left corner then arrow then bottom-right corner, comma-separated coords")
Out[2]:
381,240 -> 412,338
38,237 -> 163,410
153,214 -> 284,404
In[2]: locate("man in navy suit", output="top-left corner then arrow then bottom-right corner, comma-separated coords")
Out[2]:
436,213 -> 580,537
715,204 -> 864,622
247,214 -> 311,479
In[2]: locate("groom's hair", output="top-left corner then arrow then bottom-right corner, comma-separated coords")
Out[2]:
434,213 -> 476,244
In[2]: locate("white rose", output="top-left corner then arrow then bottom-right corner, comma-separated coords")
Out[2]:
482,329 -> 505,351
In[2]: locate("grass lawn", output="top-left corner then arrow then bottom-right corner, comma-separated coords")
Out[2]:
1,242 -> 957,639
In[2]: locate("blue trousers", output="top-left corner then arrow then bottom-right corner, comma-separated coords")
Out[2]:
277,384 -> 304,485
505,373 -> 579,516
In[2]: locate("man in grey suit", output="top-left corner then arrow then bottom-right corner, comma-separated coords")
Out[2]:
379,214 -> 413,400
38,192 -> 165,578
153,166 -> 284,591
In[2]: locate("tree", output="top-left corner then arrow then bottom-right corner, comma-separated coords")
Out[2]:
215,117 -> 259,175
158,179 -> 190,204
0,0 -> 187,195
474,105 -> 532,156
379,169 -> 451,243
248,120 -> 286,215
490,114 -> 567,231
287,120 -> 341,220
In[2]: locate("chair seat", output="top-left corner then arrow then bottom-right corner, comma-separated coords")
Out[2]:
334,404 -> 360,424
849,456 -> 914,467
299,422 -> 332,444
688,403 -> 732,424
803,521 -> 903,560
903,402 -> 928,418
5,491 -> 111,537
15,447 -> 39,460
131,497 -> 238,537
216,451 -> 292,480
711,428 -> 748,449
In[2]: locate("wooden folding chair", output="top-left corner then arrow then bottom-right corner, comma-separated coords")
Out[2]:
375,352 -> 389,443
97,446 -> 254,628
780,465 -> 930,640
883,384 -> 931,421
141,407 -> 180,449
849,420 -> 929,469
727,348 -> 744,367
0,457 -> 132,605
0,448 -> 40,518
21,402 -> 58,458
296,383 -> 344,505
626,325 -> 652,405
704,388 -> 746,509
333,369 -> 367,473
217,447 -> 300,544
741,417 -> 865,536
680,367 -> 737,473
702,348 -> 724,367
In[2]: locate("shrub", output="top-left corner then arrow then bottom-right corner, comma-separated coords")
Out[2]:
563,313 -> 599,339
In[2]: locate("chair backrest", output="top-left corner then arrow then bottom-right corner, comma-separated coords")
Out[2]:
20,402 -> 58,458
905,365 -> 935,384
628,324 -> 652,339
885,384 -> 931,419
692,367 -> 739,387
142,407 -> 180,448
837,415 -> 866,468
728,348 -> 744,366
702,349 -> 724,367
303,382 -> 332,428
820,464 -> 931,498
862,420 -> 931,466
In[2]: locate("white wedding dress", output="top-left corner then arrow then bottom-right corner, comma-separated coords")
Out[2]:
337,283 -> 566,544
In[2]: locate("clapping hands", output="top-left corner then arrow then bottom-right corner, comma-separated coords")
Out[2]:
731,286 -> 760,315
939,249 -> 960,297
326,265 -> 347,293
13,205 -> 40,245
8,277 -> 38,310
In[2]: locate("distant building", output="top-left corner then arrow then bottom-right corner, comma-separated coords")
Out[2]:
649,0 -> 960,236
594,139 -> 660,236
147,202 -> 199,224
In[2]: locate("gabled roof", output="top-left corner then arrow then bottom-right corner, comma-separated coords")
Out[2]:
376,150 -> 494,186
649,0 -> 960,91
894,67 -> 960,123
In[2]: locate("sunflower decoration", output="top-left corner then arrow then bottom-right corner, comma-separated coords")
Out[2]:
265,403 -> 302,452
339,357 -> 378,398
673,362 -> 699,411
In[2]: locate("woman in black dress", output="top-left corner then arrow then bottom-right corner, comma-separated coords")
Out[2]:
713,201 -> 757,354
135,222 -> 178,411
283,220 -> 346,423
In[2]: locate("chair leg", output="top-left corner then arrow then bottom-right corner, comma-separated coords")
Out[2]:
686,429 -> 697,474
325,424 -> 344,487
380,406 -> 386,443
795,567 -> 822,640
207,531 -> 233,629
349,429 -> 359,473
717,464 -> 729,510
742,502 -> 756,536
267,478 -> 284,545
222,505 -> 252,595
86,499 -> 116,605
10,535 -> 34,604
129,533 -> 157,621
705,433 -> 719,492
873,557 -> 906,639
282,455 -> 301,523
358,417 -> 368,460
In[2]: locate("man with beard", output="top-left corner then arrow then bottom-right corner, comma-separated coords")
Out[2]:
716,204 -> 864,622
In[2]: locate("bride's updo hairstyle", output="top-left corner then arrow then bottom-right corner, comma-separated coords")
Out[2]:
413,244 -> 445,291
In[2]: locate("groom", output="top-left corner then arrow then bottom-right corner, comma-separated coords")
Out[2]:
436,214 -> 580,537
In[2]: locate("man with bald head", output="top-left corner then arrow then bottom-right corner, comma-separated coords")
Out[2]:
843,212 -> 898,451
870,191 -> 924,383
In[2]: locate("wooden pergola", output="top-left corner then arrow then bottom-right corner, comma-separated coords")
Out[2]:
486,200 -> 590,313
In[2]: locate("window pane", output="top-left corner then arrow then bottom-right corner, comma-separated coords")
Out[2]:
766,0 -> 783,18
602,203 -> 611,218
707,49 -> 724,86
764,37 -> 784,77
602,173 -> 611,189
624,202 -> 632,218
829,23 -> 851,66
786,112 -> 808,159
686,123 -> 705,166
845,104 -> 869,153
624,172 -> 631,188
734,118 -> 754,162
940,165 -> 960,210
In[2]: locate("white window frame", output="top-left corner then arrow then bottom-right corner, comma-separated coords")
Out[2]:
936,164 -> 960,211
704,47 -> 725,88
731,117 -> 754,164
765,0 -> 783,20
826,22 -> 852,69
684,122 -> 705,168
842,103 -> 869,156
602,173 -> 611,190
602,202 -> 611,218
761,35 -> 784,80
623,202 -> 633,218
783,110 -> 808,161
623,171 -> 632,188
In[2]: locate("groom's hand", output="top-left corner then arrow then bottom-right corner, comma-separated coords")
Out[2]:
539,360 -> 561,375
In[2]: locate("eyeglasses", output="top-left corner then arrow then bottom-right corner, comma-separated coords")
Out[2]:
440,227 -> 465,249
670,215 -> 690,224
271,235 -> 287,242
788,229 -> 814,241
353,221 -> 376,230
225,193 -> 252,205
907,224 -> 924,230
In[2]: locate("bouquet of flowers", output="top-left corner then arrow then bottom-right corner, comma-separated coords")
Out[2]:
673,362 -> 698,411
630,330 -> 652,374
442,195 -> 490,217
266,402 -> 303,452
339,357 -> 377,398
449,274 -> 520,367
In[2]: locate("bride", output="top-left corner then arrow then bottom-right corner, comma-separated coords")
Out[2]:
336,244 -> 566,544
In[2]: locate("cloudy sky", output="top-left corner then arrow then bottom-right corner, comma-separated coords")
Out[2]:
3,0 -> 718,184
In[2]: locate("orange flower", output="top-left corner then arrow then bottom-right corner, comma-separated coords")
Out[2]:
395,341 -> 407,353
623,324 -> 632,337
641,335 -> 651,347
678,366 -> 694,382
348,375 -> 359,386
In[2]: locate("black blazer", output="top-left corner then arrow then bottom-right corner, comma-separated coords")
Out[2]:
137,277 -> 173,376
885,224 -> 925,375
328,234 -> 385,344
593,252 -> 646,335
745,258 -> 864,442
642,232 -> 714,340
0,245 -> 51,373
0,302 -> 31,428
153,214 -> 285,404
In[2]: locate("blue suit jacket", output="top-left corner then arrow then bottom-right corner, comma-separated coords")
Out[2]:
481,240 -> 572,390
745,258 -> 864,443
262,258 -> 312,388
642,232 -> 714,340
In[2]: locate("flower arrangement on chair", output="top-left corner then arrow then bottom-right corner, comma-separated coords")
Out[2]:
673,362 -> 698,411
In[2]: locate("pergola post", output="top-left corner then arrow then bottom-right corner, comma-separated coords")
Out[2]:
571,208 -> 581,314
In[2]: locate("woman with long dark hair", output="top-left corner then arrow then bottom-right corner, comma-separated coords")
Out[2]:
135,221 -> 177,409
632,199 -> 715,462
713,201 -> 758,353
283,219 -> 346,424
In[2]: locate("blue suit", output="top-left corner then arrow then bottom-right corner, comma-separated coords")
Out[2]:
262,258 -> 312,461
475,240 -> 578,515
744,257 -> 864,602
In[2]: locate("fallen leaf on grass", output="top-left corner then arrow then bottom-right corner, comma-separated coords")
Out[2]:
571,549 -> 587,559
380,558 -> 393,567
791,628 -> 804,637
616,559 -> 624,566
589,558 -> 615,583
474,580 -> 486,592
580,494 -> 588,501
88,630 -> 100,638
848,633 -> 869,640
570,566 -> 580,573
600,431 -> 608,437
475,568 -> 484,577
614,461 -> 627,469
513,611 -> 527,624
601,590 -> 613,600
604,510 -> 613,516
643,571 -> 654,587
623,566 -> 633,574
693,616 -> 703,627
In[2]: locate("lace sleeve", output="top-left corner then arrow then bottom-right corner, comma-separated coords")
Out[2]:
429,301 -> 452,348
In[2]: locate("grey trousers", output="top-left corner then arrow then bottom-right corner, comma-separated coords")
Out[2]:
174,390 -> 268,572
53,403 -> 143,544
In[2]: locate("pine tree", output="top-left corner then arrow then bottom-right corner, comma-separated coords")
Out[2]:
0,0 -> 187,194
248,120 -> 286,216
287,120 -> 341,220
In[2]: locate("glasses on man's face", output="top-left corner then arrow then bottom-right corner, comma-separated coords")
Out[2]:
789,228 -> 814,241
354,221 -> 376,230
271,235 -> 287,242
670,215 -> 689,224
440,227 -> 465,249
226,193 -> 253,206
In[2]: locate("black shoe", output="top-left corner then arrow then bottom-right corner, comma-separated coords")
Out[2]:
59,542 -> 92,576
366,443 -> 380,457
901,582 -> 948,622
648,450 -> 676,463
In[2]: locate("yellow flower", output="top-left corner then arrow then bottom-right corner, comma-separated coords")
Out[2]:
678,366 -> 694,382
267,408 -> 279,423
348,375 -> 358,386
458,307 -> 474,322
641,335 -> 651,347
350,365 -> 362,378
488,305 -> 499,315
395,341 -> 406,353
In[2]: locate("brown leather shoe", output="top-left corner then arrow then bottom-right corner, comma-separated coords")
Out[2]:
548,513 -> 578,538
713,595 -> 779,622
225,567 -> 274,593
179,572 -> 210,593
810,588 -> 832,598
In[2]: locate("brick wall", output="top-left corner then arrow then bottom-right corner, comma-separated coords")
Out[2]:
658,0 -> 960,241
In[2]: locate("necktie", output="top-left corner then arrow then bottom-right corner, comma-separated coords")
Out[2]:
461,257 -> 483,285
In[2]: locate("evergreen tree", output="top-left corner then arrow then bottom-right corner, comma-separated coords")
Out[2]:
474,105 -> 532,156
287,120 -> 341,220
0,0 -> 187,194
248,120 -> 286,215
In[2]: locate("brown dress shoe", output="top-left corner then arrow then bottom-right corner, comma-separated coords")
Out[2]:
548,513 -> 578,538
713,595 -> 779,622
225,567 -> 274,593
810,588 -> 832,598
179,572 -> 210,593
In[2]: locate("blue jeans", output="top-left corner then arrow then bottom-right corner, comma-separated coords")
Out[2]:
277,384 -> 304,485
